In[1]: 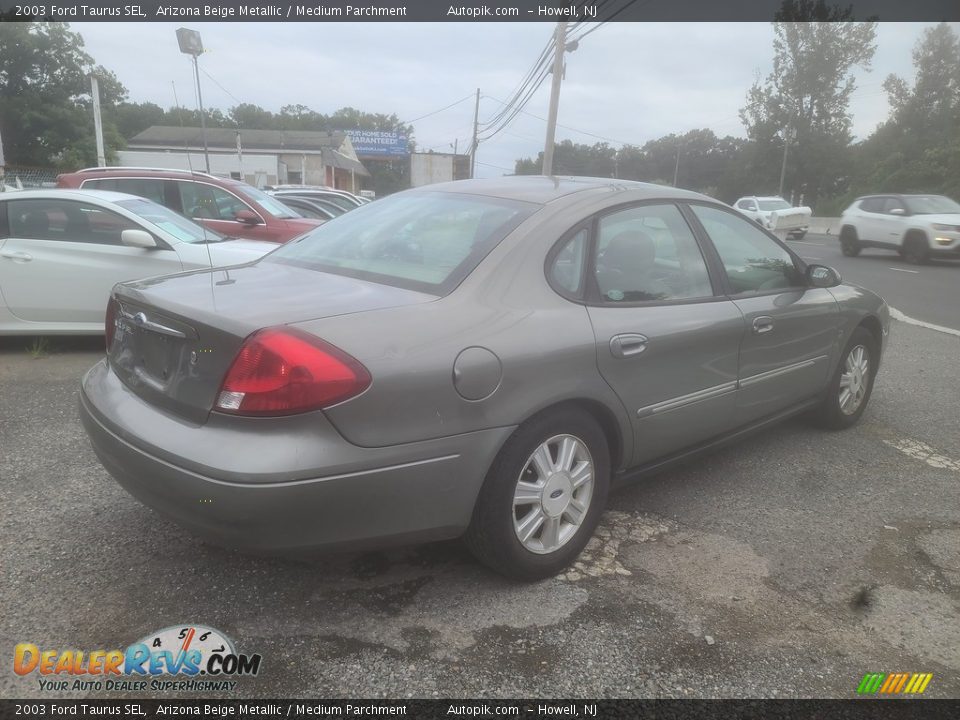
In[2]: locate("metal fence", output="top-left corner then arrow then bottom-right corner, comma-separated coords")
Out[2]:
0,167 -> 60,192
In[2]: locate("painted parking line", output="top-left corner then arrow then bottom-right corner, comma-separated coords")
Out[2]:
882,437 -> 960,474
786,240 -> 826,246
888,267 -> 919,274
890,307 -> 960,337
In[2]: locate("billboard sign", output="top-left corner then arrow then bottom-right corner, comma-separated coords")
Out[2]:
347,130 -> 409,157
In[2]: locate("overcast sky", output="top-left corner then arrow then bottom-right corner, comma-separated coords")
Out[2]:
75,22 -> 955,178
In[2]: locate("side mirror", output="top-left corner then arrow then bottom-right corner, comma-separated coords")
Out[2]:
235,210 -> 261,226
806,264 -> 841,288
889,207 -> 906,215
120,229 -> 157,249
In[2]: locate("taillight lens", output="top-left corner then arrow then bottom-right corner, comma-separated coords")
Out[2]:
215,328 -> 371,416
105,296 -> 118,351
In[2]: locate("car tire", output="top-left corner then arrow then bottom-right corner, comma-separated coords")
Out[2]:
464,408 -> 610,580
902,234 -> 929,265
840,227 -> 861,257
789,230 -> 807,241
813,327 -> 878,431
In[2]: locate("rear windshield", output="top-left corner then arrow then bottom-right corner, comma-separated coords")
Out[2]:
757,199 -> 792,211
265,191 -> 535,294
904,195 -> 960,215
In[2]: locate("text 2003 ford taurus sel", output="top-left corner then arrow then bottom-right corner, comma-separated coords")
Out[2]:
80,177 -> 889,579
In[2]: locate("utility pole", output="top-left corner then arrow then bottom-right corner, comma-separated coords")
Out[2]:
542,22 -> 568,176
90,75 -> 106,167
778,126 -> 791,197
673,146 -> 680,187
469,88 -> 480,178
0,125 -> 6,191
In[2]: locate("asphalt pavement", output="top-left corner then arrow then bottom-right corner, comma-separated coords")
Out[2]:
1,311 -> 958,700
787,233 -> 960,332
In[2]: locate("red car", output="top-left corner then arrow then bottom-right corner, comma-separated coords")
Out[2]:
56,168 -> 324,243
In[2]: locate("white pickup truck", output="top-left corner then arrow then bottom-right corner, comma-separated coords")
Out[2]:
733,196 -> 812,240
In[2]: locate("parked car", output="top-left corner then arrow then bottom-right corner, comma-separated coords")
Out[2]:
275,194 -> 347,218
839,194 -> 960,264
56,168 -> 324,243
0,190 -> 276,335
265,184 -> 365,207
273,196 -> 340,221
268,189 -> 361,213
80,176 -> 889,579
733,196 -> 811,240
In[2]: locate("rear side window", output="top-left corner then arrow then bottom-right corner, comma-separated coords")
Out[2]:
0,200 -> 8,239
690,204 -> 803,295
267,191 -> 534,295
83,177 -> 167,205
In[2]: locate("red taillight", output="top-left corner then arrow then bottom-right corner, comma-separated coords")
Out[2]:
215,328 -> 371,416
105,296 -> 118,351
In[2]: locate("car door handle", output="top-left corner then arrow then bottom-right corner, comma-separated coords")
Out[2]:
0,251 -> 33,262
752,316 -> 774,334
610,333 -> 648,358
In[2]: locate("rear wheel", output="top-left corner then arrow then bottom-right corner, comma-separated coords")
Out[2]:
902,234 -> 929,265
464,408 -> 610,580
840,227 -> 861,257
813,327 -> 878,430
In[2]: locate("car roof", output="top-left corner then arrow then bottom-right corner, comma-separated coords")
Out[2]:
64,167 -> 247,186
421,175 -> 711,205
0,188 -> 149,203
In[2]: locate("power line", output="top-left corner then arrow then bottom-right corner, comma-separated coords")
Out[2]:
403,93 -> 476,125
199,66 -> 244,107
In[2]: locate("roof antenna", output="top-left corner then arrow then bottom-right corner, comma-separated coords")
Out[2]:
173,79 -> 215,271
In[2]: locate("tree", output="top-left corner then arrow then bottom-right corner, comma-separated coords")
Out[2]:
0,22 -> 128,168
740,11 -> 877,205
229,103 -> 275,129
850,23 -> 960,200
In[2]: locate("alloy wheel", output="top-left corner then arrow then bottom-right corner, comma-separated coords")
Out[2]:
839,345 -> 870,416
512,434 -> 594,554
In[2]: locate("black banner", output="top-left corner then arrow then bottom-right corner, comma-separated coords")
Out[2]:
1,0 -> 958,23
2,700 -> 960,720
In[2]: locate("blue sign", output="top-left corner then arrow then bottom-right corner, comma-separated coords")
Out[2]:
347,130 -> 409,157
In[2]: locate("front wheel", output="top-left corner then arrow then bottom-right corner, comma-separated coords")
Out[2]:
464,408 -> 610,580
840,227 -> 861,257
902,235 -> 929,265
813,327 -> 878,430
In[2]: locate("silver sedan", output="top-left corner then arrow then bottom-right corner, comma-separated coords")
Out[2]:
80,177 -> 889,579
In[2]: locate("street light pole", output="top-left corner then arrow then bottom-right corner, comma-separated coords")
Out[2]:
90,75 -> 106,167
542,22 -> 568,177
469,88 -> 480,178
176,28 -> 210,174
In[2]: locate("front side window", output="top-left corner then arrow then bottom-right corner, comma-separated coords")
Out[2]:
690,204 -> 802,294
7,198 -> 139,245
178,182 -> 251,221
737,200 -> 756,210
593,204 -> 714,303
266,191 -> 534,294
882,197 -> 906,214
860,198 -> 883,213
116,198 -> 224,244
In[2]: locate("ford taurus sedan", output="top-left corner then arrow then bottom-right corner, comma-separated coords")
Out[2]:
80,177 -> 889,579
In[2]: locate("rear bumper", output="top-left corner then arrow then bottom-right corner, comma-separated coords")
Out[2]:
80,359 -> 514,552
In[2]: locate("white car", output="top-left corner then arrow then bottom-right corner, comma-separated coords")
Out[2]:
0,189 -> 277,335
839,194 -> 960,265
733,196 -> 811,239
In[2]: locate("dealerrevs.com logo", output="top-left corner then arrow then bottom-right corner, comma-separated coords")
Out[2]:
14,625 -> 262,693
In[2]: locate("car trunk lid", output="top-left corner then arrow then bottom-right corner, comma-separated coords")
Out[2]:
109,262 -> 435,423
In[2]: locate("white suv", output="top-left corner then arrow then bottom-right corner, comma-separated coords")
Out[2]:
839,194 -> 960,264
